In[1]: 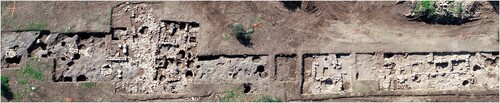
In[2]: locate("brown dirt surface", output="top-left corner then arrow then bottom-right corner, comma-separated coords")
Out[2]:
147,1 -> 498,55
1,1 -> 116,33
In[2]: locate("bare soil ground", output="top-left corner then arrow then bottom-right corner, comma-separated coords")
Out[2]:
1,1 -> 114,33
151,1 -> 498,55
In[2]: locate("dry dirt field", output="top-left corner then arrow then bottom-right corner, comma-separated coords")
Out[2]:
0,1 -> 499,102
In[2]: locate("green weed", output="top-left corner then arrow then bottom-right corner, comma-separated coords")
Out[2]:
251,95 -> 282,102
24,22 -> 48,31
415,0 -> 436,16
8,57 -> 51,101
80,82 -> 96,88
219,86 -> 244,102
232,23 -> 254,41
16,78 -> 36,92
1,15 -> 15,28
16,79 -> 29,87
14,57 -> 47,81
233,23 -> 246,38
21,64 -> 44,81
15,22 -> 48,31
457,2 -> 463,17
218,86 -> 282,102
14,92 -> 26,101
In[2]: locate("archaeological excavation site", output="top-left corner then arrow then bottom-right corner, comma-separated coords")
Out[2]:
0,1 -> 499,102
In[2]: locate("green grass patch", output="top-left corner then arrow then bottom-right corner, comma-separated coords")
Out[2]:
21,64 -> 44,81
80,82 -> 96,88
219,86 -> 244,102
11,78 -> 33,102
11,57 -> 48,89
218,86 -> 281,102
16,79 -> 29,87
251,95 -> 282,102
18,57 -> 47,81
15,22 -> 48,31
24,22 -> 48,31
1,15 -> 16,29
16,79 -> 37,91
8,57 -> 51,101
14,92 -> 26,101
16,78 -> 37,92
